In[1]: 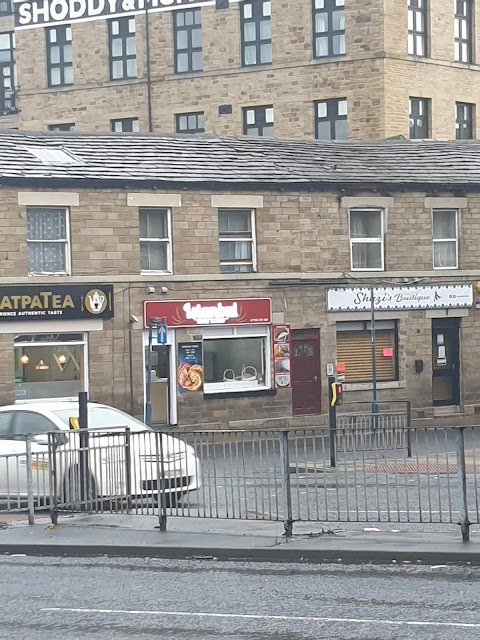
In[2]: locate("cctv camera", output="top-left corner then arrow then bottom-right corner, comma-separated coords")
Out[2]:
130,315 -> 139,324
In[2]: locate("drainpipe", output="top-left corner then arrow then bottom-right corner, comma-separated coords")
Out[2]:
145,2 -> 153,132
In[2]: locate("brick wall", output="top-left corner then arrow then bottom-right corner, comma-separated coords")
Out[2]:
1,183 -> 480,426
1,186 -> 479,277
10,0 -> 386,138
4,0 -> 480,139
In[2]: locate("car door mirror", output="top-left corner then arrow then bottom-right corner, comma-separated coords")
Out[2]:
32,432 -> 68,447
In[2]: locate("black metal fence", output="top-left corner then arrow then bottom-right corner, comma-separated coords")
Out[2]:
2,423 -> 479,542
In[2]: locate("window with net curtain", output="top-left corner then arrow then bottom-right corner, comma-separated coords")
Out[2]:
313,0 -> 346,58
139,208 -> 171,272
349,209 -> 384,270
218,209 -> 255,273
241,0 -> 272,66
433,209 -> 458,269
26,207 -> 69,275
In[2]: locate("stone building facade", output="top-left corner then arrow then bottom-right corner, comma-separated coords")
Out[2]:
0,0 -> 480,140
1,131 -> 480,428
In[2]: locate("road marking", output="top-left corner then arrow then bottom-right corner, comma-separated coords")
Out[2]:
41,608 -> 480,629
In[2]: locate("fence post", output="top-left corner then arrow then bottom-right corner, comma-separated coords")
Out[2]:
48,433 -> 58,525
125,428 -> 132,514
328,375 -> 337,468
279,430 -> 293,539
405,401 -> 412,458
456,427 -> 471,542
156,431 -> 167,532
25,436 -> 35,526
78,391 -> 90,511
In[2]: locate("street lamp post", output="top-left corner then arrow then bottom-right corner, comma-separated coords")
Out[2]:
145,316 -> 161,427
370,286 -> 379,427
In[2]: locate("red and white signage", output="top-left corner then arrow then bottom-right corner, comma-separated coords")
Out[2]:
143,298 -> 272,329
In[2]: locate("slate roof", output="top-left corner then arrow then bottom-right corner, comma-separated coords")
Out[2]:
0,130 -> 479,189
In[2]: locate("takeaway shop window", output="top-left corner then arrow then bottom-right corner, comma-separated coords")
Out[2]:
336,321 -> 398,383
14,333 -> 86,402
202,326 -> 270,393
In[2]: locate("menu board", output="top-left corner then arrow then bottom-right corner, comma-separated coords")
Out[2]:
177,342 -> 204,393
272,325 -> 291,389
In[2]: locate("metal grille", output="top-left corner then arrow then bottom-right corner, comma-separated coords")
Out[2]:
2,425 -> 480,542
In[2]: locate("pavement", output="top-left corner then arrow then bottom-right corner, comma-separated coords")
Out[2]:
1,510 -> 480,565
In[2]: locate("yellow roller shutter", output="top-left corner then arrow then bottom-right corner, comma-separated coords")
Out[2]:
336,329 -> 396,383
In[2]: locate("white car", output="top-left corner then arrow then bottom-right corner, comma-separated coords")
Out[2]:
0,402 -> 200,511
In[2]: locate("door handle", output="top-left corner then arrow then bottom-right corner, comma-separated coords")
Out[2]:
313,375 -> 318,382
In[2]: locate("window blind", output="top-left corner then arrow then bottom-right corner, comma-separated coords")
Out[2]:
336,329 -> 397,383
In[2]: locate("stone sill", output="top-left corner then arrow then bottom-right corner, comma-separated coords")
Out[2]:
344,381 -> 407,392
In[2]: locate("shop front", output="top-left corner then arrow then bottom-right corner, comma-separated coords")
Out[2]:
143,298 -> 282,425
327,284 -> 473,411
0,284 -> 114,404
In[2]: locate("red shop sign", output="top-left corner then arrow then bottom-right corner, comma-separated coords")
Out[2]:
143,298 -> 272,328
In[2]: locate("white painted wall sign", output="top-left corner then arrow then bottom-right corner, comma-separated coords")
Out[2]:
327,285 -> 473,312
14,0 -> 240,30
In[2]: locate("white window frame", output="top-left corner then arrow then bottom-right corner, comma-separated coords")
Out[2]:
218,208 -> 257,273
139,207 -> 173,274
202,325 -> 271,394
14,333 -> 88,403
432,208 -> 459,270
26,206 -> 71,276
349,208 -> 385,272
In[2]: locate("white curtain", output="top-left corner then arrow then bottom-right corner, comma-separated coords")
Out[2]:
26,209 -> 66,273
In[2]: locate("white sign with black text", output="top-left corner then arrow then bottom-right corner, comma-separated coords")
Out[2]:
327,285 -> 473,312
14,0 -> 240,30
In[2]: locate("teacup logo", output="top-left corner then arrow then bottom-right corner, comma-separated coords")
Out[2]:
85,289 -> 108,315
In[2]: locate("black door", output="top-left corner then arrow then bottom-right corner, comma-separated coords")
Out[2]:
432,319 -> 460,406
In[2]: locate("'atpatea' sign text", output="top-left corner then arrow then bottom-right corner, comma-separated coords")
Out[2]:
14,0 -> 240,29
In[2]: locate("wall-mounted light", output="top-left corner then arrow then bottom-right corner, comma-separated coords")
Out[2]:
20,354 -> 29,365
35,359 -> 49,371
58,354 -> 67,365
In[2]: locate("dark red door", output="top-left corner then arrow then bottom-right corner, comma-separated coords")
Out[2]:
291,330 -> 321,416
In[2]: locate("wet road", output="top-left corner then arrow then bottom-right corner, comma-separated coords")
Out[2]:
0,556 -> 479,639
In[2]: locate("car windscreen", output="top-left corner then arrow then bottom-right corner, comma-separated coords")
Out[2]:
53,406 -> 151,433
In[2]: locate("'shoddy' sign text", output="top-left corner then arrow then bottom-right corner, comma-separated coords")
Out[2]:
14,0 -> 240,29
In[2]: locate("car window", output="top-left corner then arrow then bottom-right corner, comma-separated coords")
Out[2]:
0,412 -> 14,437
12,412 -> 58,436
53,406 -> 149,432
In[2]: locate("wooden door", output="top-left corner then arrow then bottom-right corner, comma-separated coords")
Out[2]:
291,330 -> 321,416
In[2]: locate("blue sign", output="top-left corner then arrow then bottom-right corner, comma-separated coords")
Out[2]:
157,324 -> 168,345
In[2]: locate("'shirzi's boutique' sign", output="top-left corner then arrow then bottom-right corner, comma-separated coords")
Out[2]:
0,284 -> 114,321
144,298 -> 272,328
327,285 -> 473,312
14,0 -> 241,30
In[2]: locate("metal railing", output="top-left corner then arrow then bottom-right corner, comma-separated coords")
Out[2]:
2,424 -> 480,542
336,400 -> 411,455
0,435 -> 50,524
